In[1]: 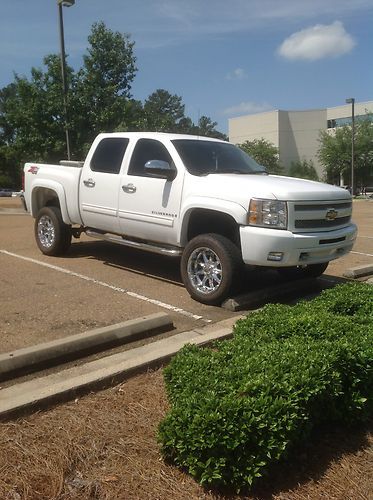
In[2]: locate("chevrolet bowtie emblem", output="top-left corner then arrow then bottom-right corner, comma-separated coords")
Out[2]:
325,209 -> 338,221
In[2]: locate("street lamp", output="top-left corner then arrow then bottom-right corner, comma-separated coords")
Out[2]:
57,0 -> 75,160
345,97 -> 355,196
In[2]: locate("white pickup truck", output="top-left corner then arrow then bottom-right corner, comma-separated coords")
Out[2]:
23,132 -> 357,304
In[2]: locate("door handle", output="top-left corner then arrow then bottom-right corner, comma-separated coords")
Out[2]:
122,183 -> 136,193
83,178 -> 95,188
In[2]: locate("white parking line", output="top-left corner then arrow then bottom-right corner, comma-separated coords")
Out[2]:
351,251 -> 373,257
0,250 -> 211,323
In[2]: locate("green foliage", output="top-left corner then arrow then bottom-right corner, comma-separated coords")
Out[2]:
238,138 -> 284,175
194,116 -> 227,140
143,89 -> 185,132
140,91 -> 227,139
158,283 -> 373,492
0,22 -> 226,184
318,113 -> 373,186
318,127 -> 352,184
288,159 -> 319,181
73,21 -> 137,154
0,55 -> 71,184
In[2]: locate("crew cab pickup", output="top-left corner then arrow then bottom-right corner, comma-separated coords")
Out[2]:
23,132 -> 357,304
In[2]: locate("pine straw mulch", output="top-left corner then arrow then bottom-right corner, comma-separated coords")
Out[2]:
0,368 -> 372,500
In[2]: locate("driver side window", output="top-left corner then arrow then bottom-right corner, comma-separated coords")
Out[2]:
128,139 -> 174,177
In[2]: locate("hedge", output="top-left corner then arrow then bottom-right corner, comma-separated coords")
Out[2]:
158,283 -> 373,492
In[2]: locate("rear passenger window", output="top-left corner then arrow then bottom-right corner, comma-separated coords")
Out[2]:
128,138 -> 174,177
90,138 -> 129,174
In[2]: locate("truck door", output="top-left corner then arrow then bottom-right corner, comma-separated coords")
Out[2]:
79,137 -> 129,233
118,138 -> 182,245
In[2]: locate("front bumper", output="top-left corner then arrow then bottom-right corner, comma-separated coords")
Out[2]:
239,223 -> 357,267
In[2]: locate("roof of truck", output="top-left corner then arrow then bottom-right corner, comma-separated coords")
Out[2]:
95,131 -> 227,143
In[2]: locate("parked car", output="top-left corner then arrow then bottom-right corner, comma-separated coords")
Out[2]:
0,188 -> 13,197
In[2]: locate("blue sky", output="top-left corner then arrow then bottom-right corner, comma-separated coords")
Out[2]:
0,0 -> 372,133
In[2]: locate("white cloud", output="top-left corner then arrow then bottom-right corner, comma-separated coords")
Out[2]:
223,101 -> 274,116
226,68 -> 247,80
278,21 -> 356,61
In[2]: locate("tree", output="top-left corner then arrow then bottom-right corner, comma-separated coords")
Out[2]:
0,21 -> 226,185
354,117 -> 373,186
318,127 -> 351,185
193,116 -> 227,140
115,99 -> 145,132
0,83 -> 19,186
75,21 -> 137,151
143,89 -> 185,132
318,114 -> 373,186
0,55 -> 72,185
288,159 -> 319,181
0,22 -> 138,173
238,138 -> 283,174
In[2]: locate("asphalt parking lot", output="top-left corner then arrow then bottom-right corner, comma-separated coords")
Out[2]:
1,197 -> 372,354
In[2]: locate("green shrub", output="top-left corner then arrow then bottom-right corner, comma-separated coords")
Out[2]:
158,283 -> 373,492
308,281 -> 373,319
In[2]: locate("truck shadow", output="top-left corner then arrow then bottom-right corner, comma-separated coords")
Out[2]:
66,240 -> 347,301
67,240 -> 183,285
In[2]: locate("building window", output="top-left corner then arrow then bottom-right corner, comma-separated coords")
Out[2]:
327,119 -> 336,129
327,114 -> 373,129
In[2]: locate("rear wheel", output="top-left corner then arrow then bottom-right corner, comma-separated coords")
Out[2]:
35,206 -> 72,256
181,233 -> 242,305
277,262 -> 328,280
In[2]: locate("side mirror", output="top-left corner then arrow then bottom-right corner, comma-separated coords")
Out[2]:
144,160 -> 177,181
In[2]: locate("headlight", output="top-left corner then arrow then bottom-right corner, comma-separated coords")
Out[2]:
248,198 -> 287,229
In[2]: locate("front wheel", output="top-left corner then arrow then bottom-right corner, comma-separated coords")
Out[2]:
277,262 -> 329,280
181,233 -> 243,305
35,206 -> 72,256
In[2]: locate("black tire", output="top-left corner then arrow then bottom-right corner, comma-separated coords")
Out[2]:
277,262 -> 329,280
34,206 -> 72,256
181,233 -> 243,305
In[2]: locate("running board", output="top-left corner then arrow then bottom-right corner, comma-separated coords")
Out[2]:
85,230 -> 183,257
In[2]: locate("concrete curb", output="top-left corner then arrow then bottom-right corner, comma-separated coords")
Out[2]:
222,277 -> 329,312
0,312 -> 173,381
2,274 -> 371,420
343,264 -> 373,279
0,316 -> 241,421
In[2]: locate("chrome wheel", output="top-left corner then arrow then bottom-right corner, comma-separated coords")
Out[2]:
187,246 -> 223,295
35,206 -> 72,256
37,215 -> 56,249
181,234 -> 242,305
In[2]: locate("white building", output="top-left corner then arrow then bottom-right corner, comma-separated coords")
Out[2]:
229,100 -> 373,178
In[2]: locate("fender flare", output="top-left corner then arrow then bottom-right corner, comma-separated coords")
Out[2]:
178,197 -> 247,246
31,180 -> 72,224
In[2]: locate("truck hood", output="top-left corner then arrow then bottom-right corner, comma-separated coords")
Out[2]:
185,173 -> 351,207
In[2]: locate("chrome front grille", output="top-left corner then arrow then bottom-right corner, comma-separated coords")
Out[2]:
294,202 -> 352,211
294,216 -> 351,229
288,200 -> 352,233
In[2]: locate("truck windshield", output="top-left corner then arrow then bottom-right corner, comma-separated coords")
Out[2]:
172,139 -> 267,176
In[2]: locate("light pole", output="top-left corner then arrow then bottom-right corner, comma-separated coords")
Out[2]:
345,97 -> 355,196
58,0 -> 75,160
